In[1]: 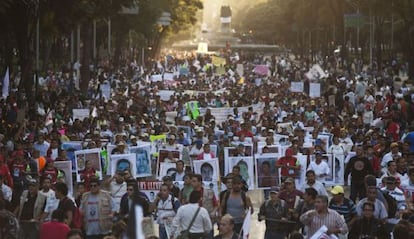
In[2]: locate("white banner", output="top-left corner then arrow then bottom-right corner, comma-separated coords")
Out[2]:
72,109 -> 90,121
290,81 -> 304,93
309,83 -> 321,98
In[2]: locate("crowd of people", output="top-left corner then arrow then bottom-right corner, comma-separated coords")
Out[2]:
0,47 -> 414,239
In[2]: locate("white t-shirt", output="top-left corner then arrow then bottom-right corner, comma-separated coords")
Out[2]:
110,181 -> 127,213
307,161 -> 330,182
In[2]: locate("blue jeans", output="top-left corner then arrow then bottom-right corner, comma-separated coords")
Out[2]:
159,225 -> 168,239
264,230 -> 286,239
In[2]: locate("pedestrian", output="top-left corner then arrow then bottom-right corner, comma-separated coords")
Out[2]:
213,214 -> 238,239
300,195 -> 348,238
40,209 -> 71,239
299,170 -> 328,196
348,202 -> 389,239
191,174 -> 218,232
170,190 -> 212,239
80,177 -> 116,239
258,186 -> 291,239
328,186 -> 357,229
220,176 -> 253,234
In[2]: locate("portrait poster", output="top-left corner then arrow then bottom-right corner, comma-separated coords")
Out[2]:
257,142 -> 279,154
296,154 -> 308,186
110,154 -> 137,178
332,153 -> 345,185
177,125 -> 193,142
290,81 -> 304,93
106,144 -> 129,155
223,147 -> 235,174
130,144 -> 152,178
308,154 -> 334,186
138,181 -> 163,202
149,134 -> 167,156
273,134 -> 290,146
210,144 -> 218,158
159,162 -> 177,179
61,141 -> 82,172
74,148 -> 103,182
157,149 -> 181,170
228,143 -> 253,157
193,158 -> 220,182
317,133 -> 332,153
227,157 -> 254,189
54,161 -> 73,196
255,154 -> 279,189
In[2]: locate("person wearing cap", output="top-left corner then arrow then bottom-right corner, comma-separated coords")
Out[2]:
15,179 -> 47,239
345,145 -> 374,202
100,123 -> 113,139
111,141 -> 128,154
278,177 -> 303,210
381,142 -> 402,168
299,170 -> 328,196
276,148 -> 300,182
129,135 -> 138,146
258,186 -> 291,239
300,195 -> 348,238
348,202 -> 389,239
306,151 -> 330,183
329,186 -> 357,228
80,177 -> 117,238
381,176 -> 406,218
356,187 -> 388,221
162,175 -> 180,198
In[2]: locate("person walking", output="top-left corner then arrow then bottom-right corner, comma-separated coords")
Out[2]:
258,186 -> 291,239
170,190 -> 212,239
300,195 -> 348,239
348,202 -> 389,239
213,214 -> 239,239
39,210 -> 71,239
80,177 -> 116,239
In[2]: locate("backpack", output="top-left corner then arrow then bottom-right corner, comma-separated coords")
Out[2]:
221,191 -> 247,215
63,197 -> 83,229
382,191 -> 397,218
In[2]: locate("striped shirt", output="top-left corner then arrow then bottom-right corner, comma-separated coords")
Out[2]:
328,198 -> 357,223
300,208 -> 348,239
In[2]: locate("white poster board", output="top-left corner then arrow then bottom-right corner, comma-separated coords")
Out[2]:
129,144 -> 152,178
309,83 -> 321,98
72,109 -> 90,121
227,157 -> 254,189
74,148 -> 103,182
193,158 -> 220,182
110,154 -> 137,177
290,82 -> 304,93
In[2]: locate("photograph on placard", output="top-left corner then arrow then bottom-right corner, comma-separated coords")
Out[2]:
307,153 -> 333,185
228,143 -> 253,157
54,161 -> 73,196
255,154 -> 279,189
193,158 -> 219,182
159,162 -> 177,179
333,154 -> 345,185
110,154 -> 136,178
157,149 -> 181,176
130,144 -> 152,177
257,141 -> 279,154
149,134 -> 167,156
227,157 -> 254,189
75,148 -> 103,182
61,141 -> 82,172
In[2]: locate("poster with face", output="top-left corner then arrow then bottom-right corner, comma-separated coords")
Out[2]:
227,157 -> 254,189
177,125 -> 192,142
255,154 -> 279,189
54,161 -> 73,196
193,158 -> 219,182
149,134 -> 167,156
308,154 -> 333,186
157,149 -> 181,177
257,142 -> 280,154
110,154 -> 136,178
224,147 -> 236,174
159,162 -> 177,179
74,148 -> 103,182
61,141 -> 82,172
130,144 -> 152,178
333,153 -> 344,185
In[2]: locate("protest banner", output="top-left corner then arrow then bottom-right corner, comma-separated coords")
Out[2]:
290,81 -> 304,93
255,154 -> 279,188
157,90 -> 175,101
110,154 -> 137,177
54,161 -> 73,196
61,141 -> 82,172
226,157 -> 254,189
138,180 -> 163,202
309,83 -> 321,98
253,65 -> 269,75
72,109 -> 90,121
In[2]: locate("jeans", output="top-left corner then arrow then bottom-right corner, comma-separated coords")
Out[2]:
350,181 -> 366,202
264,230 -> 286,239
159,225 -> 168,239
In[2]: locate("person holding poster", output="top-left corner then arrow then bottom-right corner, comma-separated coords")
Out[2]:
276,148 -> 301,182
80,160 -> 96,191
197,144 -> 215,160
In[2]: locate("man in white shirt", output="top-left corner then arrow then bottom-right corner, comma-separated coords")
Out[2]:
171,190 -> 212,238
299,170 -> 328,196
0,175 -> 12,203
39,177 -> 57,221
103,171 -> 127,213
381,142 -> 402,168
172,160 -> 186,181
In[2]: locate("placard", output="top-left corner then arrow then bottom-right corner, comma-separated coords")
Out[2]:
138,181 -> 163,202
74,148 -> 103,182
193,158 -> 220,182
309,83 -> 321,98
61,141 -> 82,172
227,157 -> 254,189
290,82 -> 304,93
255,154 -> 279,189
54,161 -> 74,196
110,154 -> 137,178
129,144 -> 152,178
72,109 -> 90,121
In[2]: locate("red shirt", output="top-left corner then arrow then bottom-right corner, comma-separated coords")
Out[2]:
277,156 -> 298,177
0,163 -> 13,188
40,221 -> 70,239
41,167 -> 58,183
81,168 -> 96,191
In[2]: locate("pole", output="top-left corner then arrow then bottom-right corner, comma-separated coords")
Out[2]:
108,18 -> 111,59
77,25 -> 81,62
70,31 -> 74,64
93,20 -> 97,61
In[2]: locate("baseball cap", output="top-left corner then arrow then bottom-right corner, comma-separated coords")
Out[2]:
284,177 -> 295,184
330,186 -> 344,195
162,175 -> 172,181
269,186 -> 280,194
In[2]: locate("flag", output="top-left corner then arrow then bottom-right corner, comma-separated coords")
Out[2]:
2,67 -> 9,98
45,109 -> 54,126
241,208 -> 251,239
186,101 -> 199,120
